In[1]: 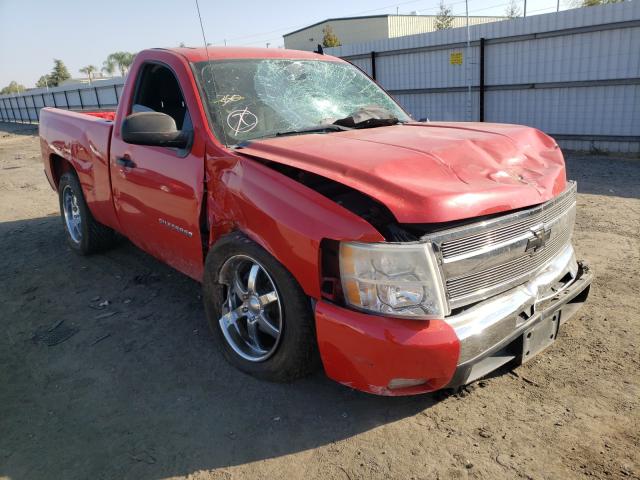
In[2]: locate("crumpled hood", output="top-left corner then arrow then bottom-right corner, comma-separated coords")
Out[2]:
237,122 -> 567,223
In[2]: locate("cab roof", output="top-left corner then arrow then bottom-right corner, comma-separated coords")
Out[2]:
161,46 -> 342,63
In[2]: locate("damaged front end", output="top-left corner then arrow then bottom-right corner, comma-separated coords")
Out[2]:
192,53 -> 591,395
258,164 -> 591,395
223,150 -> 591,396
322,180 -> 591,395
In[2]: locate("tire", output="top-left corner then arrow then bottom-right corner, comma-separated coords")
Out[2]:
58,171 -> 116,255
203,232 -> 321,382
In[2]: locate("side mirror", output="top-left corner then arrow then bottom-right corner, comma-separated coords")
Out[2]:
121,112 -> 189,148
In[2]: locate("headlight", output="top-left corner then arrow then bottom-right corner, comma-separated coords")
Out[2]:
339,241 -> 447,319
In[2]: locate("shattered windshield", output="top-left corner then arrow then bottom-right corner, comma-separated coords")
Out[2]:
193,59 -> 410,145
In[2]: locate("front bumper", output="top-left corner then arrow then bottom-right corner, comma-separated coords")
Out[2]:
315,248 -> 592,396
446,257 -> 592,388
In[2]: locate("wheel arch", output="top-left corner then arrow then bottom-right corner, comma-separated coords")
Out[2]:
205,157 -> 385,299
48,153 -> 74,191
47,150 -> 120,233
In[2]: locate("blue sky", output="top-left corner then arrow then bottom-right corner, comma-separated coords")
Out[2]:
0,0 -> 569,87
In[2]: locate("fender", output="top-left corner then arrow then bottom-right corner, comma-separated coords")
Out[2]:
204,154 -> 385,298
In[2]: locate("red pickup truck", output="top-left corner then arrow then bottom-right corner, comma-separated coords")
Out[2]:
39,46 -> 591,395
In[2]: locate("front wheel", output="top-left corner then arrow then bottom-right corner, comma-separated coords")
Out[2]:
202,233 -> 320,382
58,171 -> 116,255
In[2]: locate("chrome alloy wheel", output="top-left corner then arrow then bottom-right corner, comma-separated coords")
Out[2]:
62,185 -> 82,244
217,255 -> 283,362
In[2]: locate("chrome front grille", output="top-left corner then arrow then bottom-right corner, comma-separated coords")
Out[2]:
446,227 -> 571,298
424,182 -> 577,310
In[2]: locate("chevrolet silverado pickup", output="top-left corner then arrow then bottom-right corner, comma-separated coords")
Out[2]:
39,47 -> 592,396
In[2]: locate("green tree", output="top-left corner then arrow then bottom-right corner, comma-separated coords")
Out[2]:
505,0 -> 522,17
435,1 -> 455,30
36,75 -> 50,89
105,51 -> 136,77
79,65 -> 98,83
120,52 -> 135,73
48,59 -> 71,87
322,25 -> 341,48
1,81 -> 25,94
102,58 -> 116,76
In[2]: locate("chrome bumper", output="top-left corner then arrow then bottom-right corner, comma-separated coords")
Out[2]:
445,244 -> 592,388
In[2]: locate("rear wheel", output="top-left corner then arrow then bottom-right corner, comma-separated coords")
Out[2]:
203,232 -> 320,382
58,171 -> 116,255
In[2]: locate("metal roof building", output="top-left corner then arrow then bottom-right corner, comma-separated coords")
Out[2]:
283,14 -> 506,51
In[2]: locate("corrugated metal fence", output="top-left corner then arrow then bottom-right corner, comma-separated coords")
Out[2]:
0,78 -> 123,123
1,2 -> 638,152
328,2 -> 640,153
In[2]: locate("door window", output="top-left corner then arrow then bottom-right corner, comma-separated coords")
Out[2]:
132,63 -> 192,132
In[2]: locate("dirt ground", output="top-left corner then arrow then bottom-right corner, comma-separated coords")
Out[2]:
0,122 -> 638,480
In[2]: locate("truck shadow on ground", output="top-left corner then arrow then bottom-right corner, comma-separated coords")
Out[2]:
0,216 -> 453,480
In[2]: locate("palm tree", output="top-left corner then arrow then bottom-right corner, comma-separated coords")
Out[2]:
105,52 -> 136,77
119,52 -> 135,76
102,59 -> 116,77
79,65 -> 98,84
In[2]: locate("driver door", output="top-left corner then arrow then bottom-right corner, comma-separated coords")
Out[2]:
110,60 -> 205,280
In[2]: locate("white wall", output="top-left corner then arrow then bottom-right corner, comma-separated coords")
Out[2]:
283,15 -> 506,52
284,17 -> 390,51
387,15 -> 505,38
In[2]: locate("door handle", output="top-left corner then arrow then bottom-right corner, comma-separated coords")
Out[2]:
116,156 -> 136,168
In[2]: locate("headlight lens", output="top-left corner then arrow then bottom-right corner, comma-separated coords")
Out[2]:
339,241 -> 447,318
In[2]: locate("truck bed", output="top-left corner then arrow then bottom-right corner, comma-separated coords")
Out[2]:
82,110 -> 116,122
39,107 -> 120,231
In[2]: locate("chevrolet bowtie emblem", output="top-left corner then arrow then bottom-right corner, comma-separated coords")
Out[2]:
526,225 -> 551,253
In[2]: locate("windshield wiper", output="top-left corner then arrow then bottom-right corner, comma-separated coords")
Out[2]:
233,124 -> 351,148
333,105 -> 404,130
255,124 -> 352,140
275,124 -> 352,137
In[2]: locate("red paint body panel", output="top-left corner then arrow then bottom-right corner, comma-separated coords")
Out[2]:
109,50 -> 209,281
203,155 -> 385,298
238,122 -> 567,223
38,47 -> 572,395
315,301 -> 460,395
39,108 -> 121,231
84,111 -> 116,121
